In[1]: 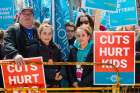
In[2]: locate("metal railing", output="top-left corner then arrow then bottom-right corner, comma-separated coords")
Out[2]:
3,60 -> 140,93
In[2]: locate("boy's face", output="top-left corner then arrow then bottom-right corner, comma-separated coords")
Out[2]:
66,25 -> 75,40
40,27 -> 52,45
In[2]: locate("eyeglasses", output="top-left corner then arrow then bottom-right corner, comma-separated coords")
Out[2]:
80,21 -> 89,25
67,30 -> 74,33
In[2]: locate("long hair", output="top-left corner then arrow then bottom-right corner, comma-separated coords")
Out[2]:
76,14 -> 94,31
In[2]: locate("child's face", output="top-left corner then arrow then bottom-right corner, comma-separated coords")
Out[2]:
76,29 -> 90,46
80,16 -> 89,26
40,27 -> 52,45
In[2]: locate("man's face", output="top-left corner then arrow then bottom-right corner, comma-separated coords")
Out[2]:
19,10 -> 33,27
66,25 -> 75,40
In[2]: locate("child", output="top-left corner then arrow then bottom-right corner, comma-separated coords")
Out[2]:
68,25 -> 93,87
28,23 -> 64,87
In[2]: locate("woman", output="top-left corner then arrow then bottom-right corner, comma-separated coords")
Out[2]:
28,23 -> 64,87
76,14 -> 106,32
76,14 -> 94,32
68,25 -> 93,87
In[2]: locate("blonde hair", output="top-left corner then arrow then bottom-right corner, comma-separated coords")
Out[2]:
76,25 -> 92,36
38,23 -> 52,38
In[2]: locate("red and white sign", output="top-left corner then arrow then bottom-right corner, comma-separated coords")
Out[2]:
94,31 -> 135,72
1,57 -> 46,91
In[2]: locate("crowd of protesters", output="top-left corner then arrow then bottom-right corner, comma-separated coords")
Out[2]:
0,7 -> 140,89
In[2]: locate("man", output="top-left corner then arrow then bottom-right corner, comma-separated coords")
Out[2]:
65,21 -> 76,48
3,7 -> 38,65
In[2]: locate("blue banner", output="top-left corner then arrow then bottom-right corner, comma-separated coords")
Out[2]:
72,10 -> 78,24
104,0 -> 138,27
32,0 -> 41,21
60,0 -> 70,22
110,0 -> 137,27
85,0 -> 117,11
54,0 -> 69,61
40,0 -> 51,22
0,0 -> 15,30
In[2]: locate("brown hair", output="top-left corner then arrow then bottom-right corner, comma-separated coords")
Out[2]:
76,14 -> 94,31
65,21 -> 76,31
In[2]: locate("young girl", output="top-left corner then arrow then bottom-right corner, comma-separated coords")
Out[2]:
68,25 -> 93,87
28,23 -> 64,87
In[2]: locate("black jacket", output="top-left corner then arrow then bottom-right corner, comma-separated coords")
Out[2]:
27,41 -> 64,86
136,40 -> 140,60
67,45 -> 93,87
3,23 -> 38,59
0,44 -> 4,59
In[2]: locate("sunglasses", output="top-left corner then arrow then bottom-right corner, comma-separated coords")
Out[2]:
80,21 -> 89,25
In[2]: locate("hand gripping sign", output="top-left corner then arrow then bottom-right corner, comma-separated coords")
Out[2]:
1,57 -> 46,93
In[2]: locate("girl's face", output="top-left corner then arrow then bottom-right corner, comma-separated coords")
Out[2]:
76,29 -> 90,47
40,27 -> 52,45
80,16 -> 89,26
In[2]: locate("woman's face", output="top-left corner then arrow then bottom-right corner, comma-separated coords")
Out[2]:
76,29 -> 90,47
80,16 -> 89,26
40,27 -> 52,45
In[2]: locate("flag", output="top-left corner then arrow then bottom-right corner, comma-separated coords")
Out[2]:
32,0 -> 41,21
40,0 -> 51,22
0,0 -> 15,30
54,0 -> 70,61
60,0 -> 70,22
